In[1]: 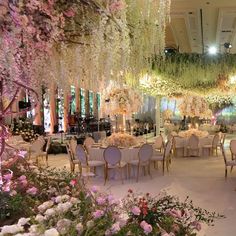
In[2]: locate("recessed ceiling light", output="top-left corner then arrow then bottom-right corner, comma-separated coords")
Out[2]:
208,46 -> 217,55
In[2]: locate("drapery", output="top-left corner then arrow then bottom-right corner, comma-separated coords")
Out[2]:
49,83 -> 57,134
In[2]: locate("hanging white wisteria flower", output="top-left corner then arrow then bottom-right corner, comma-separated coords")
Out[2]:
178,96 -> 211,118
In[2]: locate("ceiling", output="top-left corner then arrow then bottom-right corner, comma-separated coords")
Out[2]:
166,0 -> 236,53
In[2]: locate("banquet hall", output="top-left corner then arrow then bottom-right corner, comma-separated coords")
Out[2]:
1,0 -> 236,235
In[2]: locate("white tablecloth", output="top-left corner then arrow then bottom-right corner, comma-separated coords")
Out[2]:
174,135 -> 214,157
88,147 -> 139,163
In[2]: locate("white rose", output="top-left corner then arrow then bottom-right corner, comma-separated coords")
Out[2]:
0,225 -> 24,235
35,214 -> 45,223
76,223 -> 83,234
18,217 -> 30,226
70,197 -> 80,204
38,201 -> 54,213
29,225 -> 39,234
44,228 -> 59,236
55,196 -> 62,203
45,208 -> 56,217
61,195 -> 70,202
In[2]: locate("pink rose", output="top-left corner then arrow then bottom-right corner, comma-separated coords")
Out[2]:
18,175 -> 27,181
64,8 -> 76,18
96,197 -> 106,205
131,206 -> 141,216
26,186 -> 38,195
91,186 -> 99,193
93,210 -> 104,219
3,173 -> 13,181
140,221 -> 152,235
70,179 -> 77,187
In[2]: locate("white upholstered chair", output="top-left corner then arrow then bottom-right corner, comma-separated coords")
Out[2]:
203,134 -> 220,156
66,143 -> 80,173
173,136 -> 184,157
151,140 -> 173,174
128,144 -> 153,182
187,134 -> 199,156
153,135 -> 164,154
221,144 -> 236,178
83,137 -> 95,151
76,144 -> 104,177
103,146 -> 126,185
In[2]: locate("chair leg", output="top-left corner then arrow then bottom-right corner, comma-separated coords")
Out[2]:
136,166 -> 140,182
148,164 -> 152,179
104,167 -> 107,185
143,166 -> 146,176
46,154 -> 48,167
230,166 -> 234,172
120,167 -> 124,184
162,161 -> 165,175
225,167 -> 228,179
128,164 -> 130,179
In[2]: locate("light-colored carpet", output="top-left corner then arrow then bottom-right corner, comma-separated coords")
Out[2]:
46,136 -> 236,236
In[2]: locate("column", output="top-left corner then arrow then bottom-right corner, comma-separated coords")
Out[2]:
63,91 -> 69,132
34,103 -> 42,125
155,96 -> 161,135
49,83 -> 57,134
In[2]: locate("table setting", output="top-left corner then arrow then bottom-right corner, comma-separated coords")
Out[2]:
173,129 -> 214,157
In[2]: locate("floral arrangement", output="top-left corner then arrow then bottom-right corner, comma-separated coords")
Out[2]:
163,109 -> 173,121
104,132 -> 138,148
178,129 -> 209,138
104,87 -> 142,116
178,96 -> 211,119
0,158 -> 223,235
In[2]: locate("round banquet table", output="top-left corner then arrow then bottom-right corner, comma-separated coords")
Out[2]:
174,135 -> 214,157
88,146 -> 141,179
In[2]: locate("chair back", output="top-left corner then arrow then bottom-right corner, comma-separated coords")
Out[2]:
30,138 -> 45,152
104,146 -> 121,166
76,145 -> 88,165
212,134 -> 220,148
167,134 -> 173,142
154,135 -> 163,149
66,144 -> 74,163
138,144 -> 153,163
220,144 -> 227,165
221,133 -> 226,145
45,137 -> 51,153
84,137 -> 95,149
69,138 -> 77,156
188,134 -> 199,148
164,140 -> 172,159
230,140 -> 236,158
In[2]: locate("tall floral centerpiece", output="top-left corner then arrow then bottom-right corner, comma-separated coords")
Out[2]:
178,96 -> 212,127
103,86 -> 142,130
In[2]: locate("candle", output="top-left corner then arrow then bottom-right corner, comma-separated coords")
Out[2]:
112,126 -> 115,133
124,128 -> 126,133
119,126 -> 121,132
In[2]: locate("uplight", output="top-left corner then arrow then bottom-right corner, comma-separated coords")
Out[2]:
229,75 -> 236,84
208,46 -> 217,55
